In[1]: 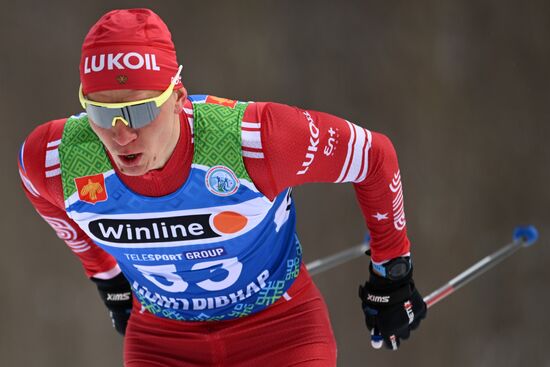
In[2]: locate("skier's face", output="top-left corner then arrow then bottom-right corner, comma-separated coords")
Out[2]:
87,87 -> 186,176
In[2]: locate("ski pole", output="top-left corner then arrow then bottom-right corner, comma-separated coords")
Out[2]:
422,226 -> 538,308
369,225 -> 539,349
306,236 -> 370,276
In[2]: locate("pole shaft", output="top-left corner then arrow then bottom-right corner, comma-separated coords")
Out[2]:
306,230 -> 534,309
423,239 -> 524,307
306,236 -> 530,309
306,242 -> 369,276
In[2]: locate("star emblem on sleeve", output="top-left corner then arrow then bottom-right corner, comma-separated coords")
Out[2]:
373,212 -> 389,221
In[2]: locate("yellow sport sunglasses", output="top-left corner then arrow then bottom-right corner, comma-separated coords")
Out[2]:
78,65 -> 183,129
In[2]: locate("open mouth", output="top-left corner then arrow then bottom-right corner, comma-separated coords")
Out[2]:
118,153 -> 143,166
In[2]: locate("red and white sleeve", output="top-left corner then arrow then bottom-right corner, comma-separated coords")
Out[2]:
243,102 -> 410,262
18,119 -> 120,279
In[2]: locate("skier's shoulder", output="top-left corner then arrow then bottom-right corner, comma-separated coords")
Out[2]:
21,116 -> 68,151
18,116 -> 69,201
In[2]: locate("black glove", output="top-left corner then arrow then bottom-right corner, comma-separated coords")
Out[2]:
91,273 -> 133,336
358,260 -> 427,350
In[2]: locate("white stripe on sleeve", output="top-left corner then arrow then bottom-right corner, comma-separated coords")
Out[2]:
335,122 -> 373,183
343,125 -> 367,182
19,170 -> 40,197
45,168 -> 62,178
242,151 -> 265,159
46,139 -> 61,148
242,121 -> 261,130
335,120 -> 356,183
354,129 -> 372,182
45,148 -> 59,168
242,130 -> 262,149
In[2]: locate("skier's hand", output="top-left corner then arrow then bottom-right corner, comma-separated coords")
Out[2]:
91,273 -> 133,336
358,261 -> 427,350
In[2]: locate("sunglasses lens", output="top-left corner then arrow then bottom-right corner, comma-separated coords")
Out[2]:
86,105 -> 117,128
86,102 -> 161,129
126,102 -> 161,129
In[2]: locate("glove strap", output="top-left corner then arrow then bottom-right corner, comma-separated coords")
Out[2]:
360,282 -> 413,308
91,273 -> 132,311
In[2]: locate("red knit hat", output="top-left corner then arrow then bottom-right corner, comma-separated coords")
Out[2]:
80,8 -> 182,95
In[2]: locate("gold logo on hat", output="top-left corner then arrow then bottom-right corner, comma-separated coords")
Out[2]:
116,75 -> 128,84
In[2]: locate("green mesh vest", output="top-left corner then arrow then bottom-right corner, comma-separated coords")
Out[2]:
59,101 -> 251,202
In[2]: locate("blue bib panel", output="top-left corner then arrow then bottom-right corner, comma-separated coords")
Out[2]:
60,96 -> 301,321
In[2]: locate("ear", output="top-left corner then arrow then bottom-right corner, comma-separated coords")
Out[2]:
174,87 -> 188,113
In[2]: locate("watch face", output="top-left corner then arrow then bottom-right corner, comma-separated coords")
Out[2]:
387,258 -> 411,280
389,262 -> 408,278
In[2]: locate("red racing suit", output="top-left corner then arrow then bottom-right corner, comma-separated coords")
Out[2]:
18,98 -> 412,366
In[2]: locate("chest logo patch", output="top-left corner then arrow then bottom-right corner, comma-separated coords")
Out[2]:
205,166 -> 240,197
75,174 -> 107,204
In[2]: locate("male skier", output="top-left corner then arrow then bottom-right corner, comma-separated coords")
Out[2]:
18,8 -> 426,366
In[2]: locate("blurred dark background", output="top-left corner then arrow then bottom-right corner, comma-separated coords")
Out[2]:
1,0 -> 549,366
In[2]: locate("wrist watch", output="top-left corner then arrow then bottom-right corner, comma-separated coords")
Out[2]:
372,256 -> 412,280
